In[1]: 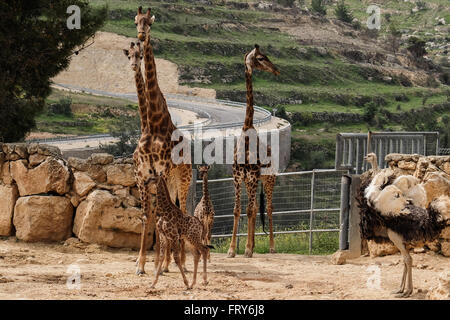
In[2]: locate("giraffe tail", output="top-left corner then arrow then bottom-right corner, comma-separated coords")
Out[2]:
259,188 -> 267,235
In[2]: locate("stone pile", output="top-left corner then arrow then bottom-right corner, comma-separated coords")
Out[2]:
0,143 -> 150,249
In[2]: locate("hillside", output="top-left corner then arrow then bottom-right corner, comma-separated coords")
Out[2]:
83,0 -> 449,169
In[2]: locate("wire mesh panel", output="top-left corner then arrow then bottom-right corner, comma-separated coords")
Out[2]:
194,169 -> 347,253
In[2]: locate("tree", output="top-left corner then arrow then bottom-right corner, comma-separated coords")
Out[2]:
311,0 -> 327,16
0,0 -> 107,142
335,1 -> 353,24
407,36 -> 427,59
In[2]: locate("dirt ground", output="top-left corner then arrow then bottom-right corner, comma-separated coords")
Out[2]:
0,237 -> 448,300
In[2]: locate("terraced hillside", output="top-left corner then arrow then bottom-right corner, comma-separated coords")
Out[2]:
87,0 -> 449,169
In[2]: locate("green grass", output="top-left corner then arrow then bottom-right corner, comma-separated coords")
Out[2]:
212,231 -> 339,255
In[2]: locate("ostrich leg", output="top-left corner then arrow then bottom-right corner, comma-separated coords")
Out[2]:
387,229 -> 413,298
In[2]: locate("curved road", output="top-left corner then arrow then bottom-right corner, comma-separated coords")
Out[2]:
53,83 -> 270,130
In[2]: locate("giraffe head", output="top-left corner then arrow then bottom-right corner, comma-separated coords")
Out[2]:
245,44 -> 280,76
123,42 -> 143,71
197,165 -> 210,178
135,6 -> 155,41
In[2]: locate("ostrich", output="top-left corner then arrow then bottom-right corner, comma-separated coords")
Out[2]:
359,156 -> 449,297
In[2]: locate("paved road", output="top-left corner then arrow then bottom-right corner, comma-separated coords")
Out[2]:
53,83 -> 270,129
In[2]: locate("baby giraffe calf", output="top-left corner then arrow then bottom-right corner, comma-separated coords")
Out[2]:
149,171 -> 212,290
194,165 -> 215,262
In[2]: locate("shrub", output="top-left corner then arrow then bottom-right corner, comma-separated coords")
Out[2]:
311,0 -> 327,16
335,1 -> 353,24
47,98 -> 73,117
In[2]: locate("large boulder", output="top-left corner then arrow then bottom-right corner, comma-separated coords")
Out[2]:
13,196 -> 74,242
367,240 -> 399,257
1,162 -> 13,185
0,184 -> 19,236
73,171 -> 96,197
106,164 -> 135,187
89,153 -> 114,165
10,158 -> 70,196
73,190 -> 150,249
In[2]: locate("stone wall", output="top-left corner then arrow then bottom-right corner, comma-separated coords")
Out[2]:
0,143 -> 151,249
365,153 -> 450,257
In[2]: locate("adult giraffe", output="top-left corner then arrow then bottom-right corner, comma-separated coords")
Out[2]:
227,45 -> 279,258
133,7 -> 192,275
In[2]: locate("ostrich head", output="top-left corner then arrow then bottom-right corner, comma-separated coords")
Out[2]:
364,152 -> 379,172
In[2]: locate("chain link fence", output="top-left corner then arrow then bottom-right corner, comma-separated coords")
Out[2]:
193,169 -> 347,254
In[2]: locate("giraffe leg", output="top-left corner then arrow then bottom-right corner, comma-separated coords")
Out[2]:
202,246 -> 209,286
387,229 -> 413,298
150,233 -> 167,288
172,240 -> 190,289
228,175 -> 242,258
162,243 -> 171,273
244,178 -> 258,258
136,190 -> 154,275
190,248 -> 200,289
263,176 -> 276,254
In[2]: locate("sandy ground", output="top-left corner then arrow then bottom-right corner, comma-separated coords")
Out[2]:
0,237 -> 447,300
52,32 -> 215,99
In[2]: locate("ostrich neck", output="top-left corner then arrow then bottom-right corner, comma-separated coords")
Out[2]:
243,69 -> 254,131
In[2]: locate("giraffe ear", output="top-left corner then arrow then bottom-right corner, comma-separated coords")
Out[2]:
123,49 -> 129,57
150,15 -> 156,24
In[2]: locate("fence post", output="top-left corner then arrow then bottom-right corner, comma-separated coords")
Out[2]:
347,175 -> 362,258
308,170 -> 316,254
339,175 -> 351,250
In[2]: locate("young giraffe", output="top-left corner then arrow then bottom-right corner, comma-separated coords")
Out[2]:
227,45 -> 279,258
133,7 -> 192,275
194,165 -> 215,262
149,170 -> 212,290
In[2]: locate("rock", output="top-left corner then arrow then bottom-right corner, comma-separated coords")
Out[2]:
1,162 -> 13,185
367,240 -> 399,257
426,240 -> 441,252
28,153 -> 48,167
89,153 -> 114,165
73,190 -> 150,249
444,162 -> 450,175
10,158 -> 70,196
13,196 -> 74,242
441,241 -> 450,257
398,160 -> 416,170
73,171 -> 96,197
427,271 -> 450,300
36,144 -> 62,157
68,157 -> 89,172
87,164 -> 107,183
330,250 -> 347,265
413,247 -> 426,254
14,144 -> 28,159
0,184 -> 19,236
441,227 -> 450,240
106,164 -> 135,187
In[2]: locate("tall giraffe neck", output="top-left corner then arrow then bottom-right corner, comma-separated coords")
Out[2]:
143,33 -> 174,133
134,67 -> 148,132
155,176 -> 175,216
202,173 -> 209,199
243,69 -> 254,131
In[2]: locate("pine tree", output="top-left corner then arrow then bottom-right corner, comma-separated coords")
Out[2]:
335,1 -> 353,23
0,0 -> 107,142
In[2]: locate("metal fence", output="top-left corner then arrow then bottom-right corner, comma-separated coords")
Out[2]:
192,169 -> 347,254
336,132 -> 440,174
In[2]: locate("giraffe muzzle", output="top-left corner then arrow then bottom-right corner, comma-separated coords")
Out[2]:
138,32 -> 146,41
